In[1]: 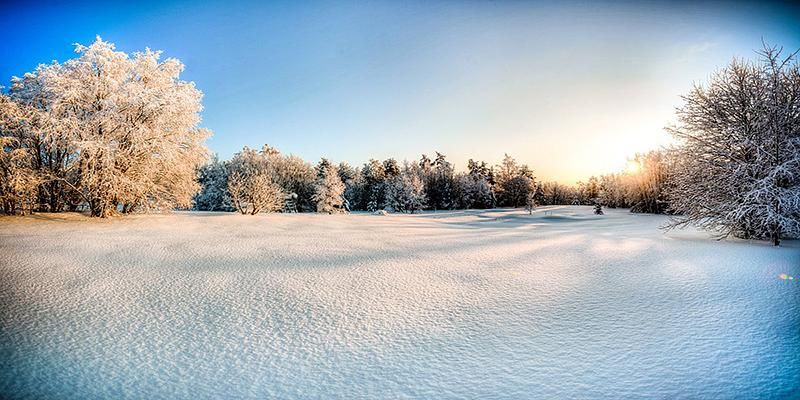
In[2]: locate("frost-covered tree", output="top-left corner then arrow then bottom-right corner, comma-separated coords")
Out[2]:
227,171 -> 284,215
226,148 -> 284,215
419,154 -> 433,175
337,161 -> 356,183
385,163 -> 426,213
0,137 -> 41,214
525,191 -> 536,215
383,158 -> 400,179
541,181 -> 569,205
533,184 -> 545,206
456,159 -> 496,209
495,154 -> 535,208
0,96 -> 41,214
599,173 -> 631,209
193,155 -> 231,211
361,159 -> 386,211
457,172 -> 495,209
577,176 -> 601,205
337,162 -> 361,212
629,151 -> 673,214
523,183 -> 543,214
314,162 -> 346,214
467,159 -> 494,184
3,72 -> 72,213
666,44 -> 800,245
4,37 -> 210,216
423,152 -> 456,210
316,158 -> 333,179
260,145 -> 316,212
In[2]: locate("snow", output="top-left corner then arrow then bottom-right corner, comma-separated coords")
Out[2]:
1,206 -> 798,399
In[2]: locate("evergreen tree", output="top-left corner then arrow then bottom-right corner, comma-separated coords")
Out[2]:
457,172 -> 495,209
314,162 -> 346,214
383,158 -> 400,179
316,158 -> 333,180
385,163 -> 426,213
361,159 -> 386,211
337,162 -> 359,212
594,203 -> 604,215
424,152 -> 456,210
193,155 -> 231,211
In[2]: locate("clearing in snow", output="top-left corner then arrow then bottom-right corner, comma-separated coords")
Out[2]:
1,206 -> 798,398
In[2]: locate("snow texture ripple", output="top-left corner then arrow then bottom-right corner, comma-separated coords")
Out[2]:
1,206 -> 798,399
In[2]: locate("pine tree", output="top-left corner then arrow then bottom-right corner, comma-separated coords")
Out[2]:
594,203 -> 604,215
458,173 -> 495,209
194,155 -> 231,211
383,158 -> 400,179
336,162 -> 358,212
424,152 -> 456,210
385,163 -> 426,213
361,159 -> 386,211
313,163 -> 346,214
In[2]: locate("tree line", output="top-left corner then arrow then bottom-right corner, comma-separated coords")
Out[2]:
1,39 -> 798,244
193,142 -> 674,215
194,149 -> 548,214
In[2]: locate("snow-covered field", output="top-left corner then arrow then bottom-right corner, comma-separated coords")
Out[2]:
1,206 -> 798,399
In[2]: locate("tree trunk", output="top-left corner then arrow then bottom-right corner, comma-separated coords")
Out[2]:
90,200 -> 111,218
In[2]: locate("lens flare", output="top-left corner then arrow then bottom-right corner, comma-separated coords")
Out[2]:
779,273 -> 794,280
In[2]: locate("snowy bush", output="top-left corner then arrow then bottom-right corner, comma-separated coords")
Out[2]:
666,44 -> 800,245
227,171 -> 284,215
226,148 -> 285,215
594,203 -> 604,215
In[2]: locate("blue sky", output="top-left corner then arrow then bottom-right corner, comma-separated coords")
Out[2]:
2,0 -> 799,182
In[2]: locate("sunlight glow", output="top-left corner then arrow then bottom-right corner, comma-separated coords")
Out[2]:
625,160 -> 641,174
